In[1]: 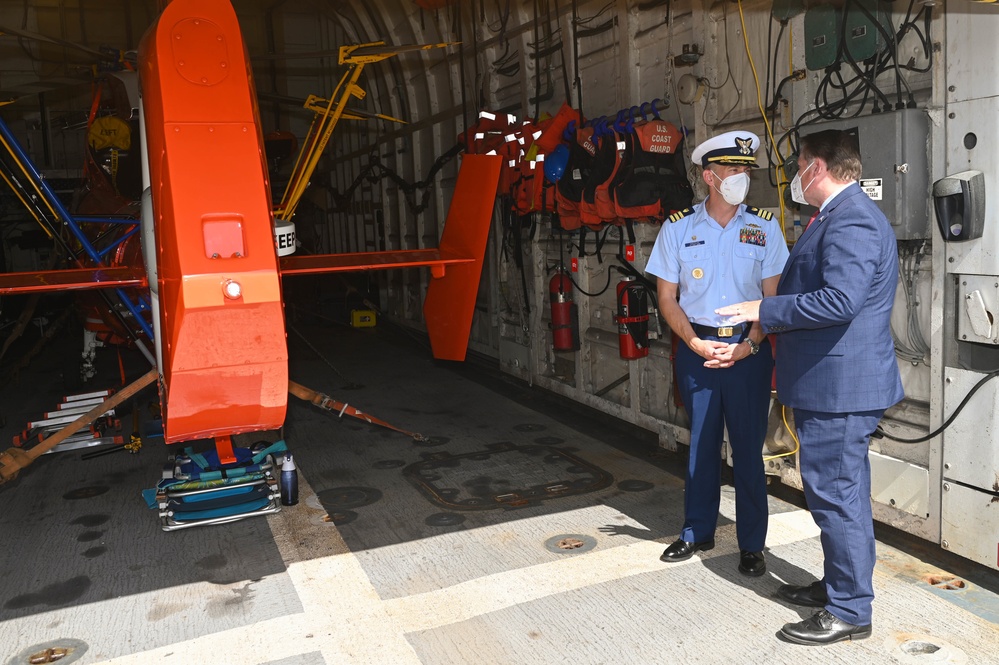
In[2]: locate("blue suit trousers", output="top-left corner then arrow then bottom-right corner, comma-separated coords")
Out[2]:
794,408 -> 884,626
674,338 -> 772,552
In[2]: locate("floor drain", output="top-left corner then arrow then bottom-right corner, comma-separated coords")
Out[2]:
8,640 -> 88,665
514,423 -> 547,432
901,640 -> 941,656
925,574 -> 968,591
323,510 -> 358,526
29,648 -> 68,664
544,534 -> 597,554
425,512 -> 466,527
885,632 -> 967,664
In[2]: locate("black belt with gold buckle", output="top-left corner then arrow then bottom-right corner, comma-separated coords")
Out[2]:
691,322 -> 750,340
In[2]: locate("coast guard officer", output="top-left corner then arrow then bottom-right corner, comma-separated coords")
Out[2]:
646,130 -> 788,576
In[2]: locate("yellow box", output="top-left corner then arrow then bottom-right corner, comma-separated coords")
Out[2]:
350,309 -> 377,328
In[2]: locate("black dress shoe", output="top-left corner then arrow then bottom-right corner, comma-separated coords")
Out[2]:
738,550 -> 766,576
659,538 -> 715,562
777,581 -> 829,608
779,609 -> 872,645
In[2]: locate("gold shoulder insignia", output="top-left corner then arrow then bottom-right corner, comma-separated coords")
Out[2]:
747,206 -> 773,221
668,208 -> 694,223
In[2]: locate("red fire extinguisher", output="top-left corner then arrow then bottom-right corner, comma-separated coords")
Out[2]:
615,276 -> 649,359
549,270 -> 580,351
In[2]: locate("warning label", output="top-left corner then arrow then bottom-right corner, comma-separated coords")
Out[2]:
860,178 -> 883,201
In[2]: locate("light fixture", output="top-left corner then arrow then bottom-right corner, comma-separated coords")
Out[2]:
223,279 -> 242,299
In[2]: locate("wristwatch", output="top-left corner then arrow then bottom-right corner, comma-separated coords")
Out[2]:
745,338 -> 760,355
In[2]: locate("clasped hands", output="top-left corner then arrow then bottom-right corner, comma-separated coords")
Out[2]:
694,299 -> 763,369
692,337 -> 747,369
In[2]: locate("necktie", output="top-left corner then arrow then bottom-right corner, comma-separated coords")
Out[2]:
805,211 -> 819,229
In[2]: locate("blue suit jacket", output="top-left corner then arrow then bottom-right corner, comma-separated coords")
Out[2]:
759,183 -> 904,413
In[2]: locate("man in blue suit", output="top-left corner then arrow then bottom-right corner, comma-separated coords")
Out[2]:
717,129 -> 903,645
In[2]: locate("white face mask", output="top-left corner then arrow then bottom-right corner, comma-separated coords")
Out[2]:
790,160 -> 816,206
712,171 -> 751,206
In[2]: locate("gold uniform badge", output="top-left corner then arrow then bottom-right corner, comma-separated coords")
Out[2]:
692,268 -> 704,279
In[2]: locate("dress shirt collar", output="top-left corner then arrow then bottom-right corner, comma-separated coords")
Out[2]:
818,181 -> 855,212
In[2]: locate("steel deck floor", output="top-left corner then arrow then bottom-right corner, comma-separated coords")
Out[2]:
1,322 -> 997,665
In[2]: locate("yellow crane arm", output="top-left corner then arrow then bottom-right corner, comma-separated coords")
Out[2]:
274,41 -> 453,222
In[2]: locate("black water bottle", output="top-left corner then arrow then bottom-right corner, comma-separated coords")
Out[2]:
280,454 -> 299,506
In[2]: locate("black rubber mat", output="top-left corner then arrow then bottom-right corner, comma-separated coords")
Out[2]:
402,442 -> 614,511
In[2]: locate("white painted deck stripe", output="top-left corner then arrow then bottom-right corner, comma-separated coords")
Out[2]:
90,488 -> 823,664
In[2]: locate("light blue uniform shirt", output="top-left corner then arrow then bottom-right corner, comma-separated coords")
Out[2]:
646,202 -> 789,327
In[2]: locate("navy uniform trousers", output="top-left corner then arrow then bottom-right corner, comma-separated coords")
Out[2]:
793,408 -> 884,626
674,335 -> 772,552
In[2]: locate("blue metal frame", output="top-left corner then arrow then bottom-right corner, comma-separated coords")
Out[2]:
0,114 -> 154,339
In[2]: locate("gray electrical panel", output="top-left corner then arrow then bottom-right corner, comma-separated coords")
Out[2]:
800,109 -> 930,240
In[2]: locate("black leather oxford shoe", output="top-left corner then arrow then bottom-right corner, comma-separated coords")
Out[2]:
659,538 -> 715,562
777,581 -> 829,607
738,550 -> 766,576
779,609 -> 872,645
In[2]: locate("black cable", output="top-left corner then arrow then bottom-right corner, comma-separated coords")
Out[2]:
533,0 -> 541,121
329,143 -> 463,215
566,266 -> 613,297
553,0 -> 572,103
457,3 -> 470,153
763,17 -> 778,187
487,0 -> 512,35
551,227 -> 612,297
897,3 -> 933,75
614,254 -> 657,293
500,207 -> 532,315
516,219 -> 531,315
593,224 -> 610,263
575,1 -> 615,25
876,370 -> 999,444
846,0 -> 905,109
837,14 -> 891,113
571,0 -> 582,114
794,3 -> 897,131
763,20 -> 794,188
764,14 -> 775,116
576,18 -> 616,39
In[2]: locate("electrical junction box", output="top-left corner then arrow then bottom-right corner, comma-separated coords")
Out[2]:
351,310 -> 377,328
804,0 -> 888,71
799,109 -> 930,240
843,0 -> 888,63
804,4 -> 840,71
772,0 -> 805,23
